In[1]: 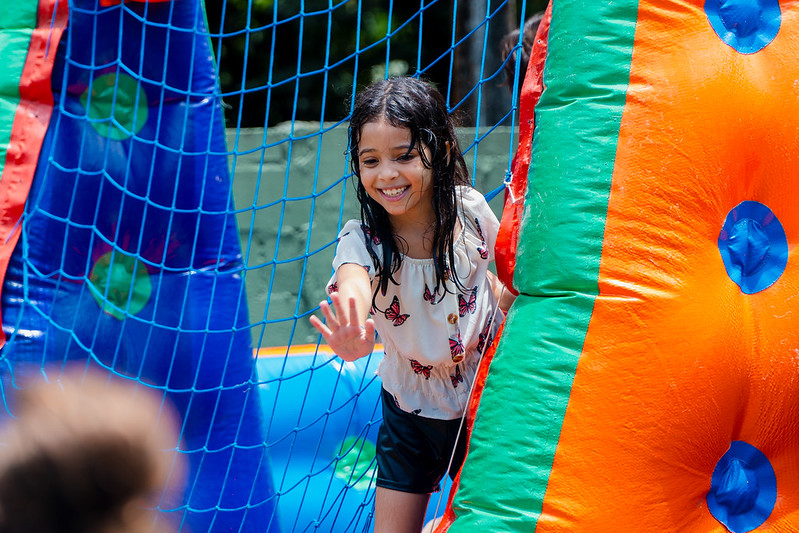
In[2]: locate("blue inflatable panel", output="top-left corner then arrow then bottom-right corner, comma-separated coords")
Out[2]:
256,349 -> 453,531
0,1 -> 278,530
257,352 -> 383,532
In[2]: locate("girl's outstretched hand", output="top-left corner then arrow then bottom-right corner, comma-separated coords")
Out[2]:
310,292 -> 376,362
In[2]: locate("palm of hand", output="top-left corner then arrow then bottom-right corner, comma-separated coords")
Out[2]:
309,293 -> 376,362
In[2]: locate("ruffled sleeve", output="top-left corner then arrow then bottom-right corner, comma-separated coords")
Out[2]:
326,219 -> 377,294
459,186 -> 500,261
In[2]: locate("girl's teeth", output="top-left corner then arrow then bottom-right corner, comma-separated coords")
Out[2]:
383,187 -> 406,197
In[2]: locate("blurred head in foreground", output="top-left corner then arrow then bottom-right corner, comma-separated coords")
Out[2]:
0,368 -> 184,533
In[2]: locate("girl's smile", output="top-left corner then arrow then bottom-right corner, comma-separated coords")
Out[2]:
357,119 -> 435,229
380,186 -> 409,198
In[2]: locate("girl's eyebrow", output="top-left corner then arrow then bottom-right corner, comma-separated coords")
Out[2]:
358,144 -> 413,157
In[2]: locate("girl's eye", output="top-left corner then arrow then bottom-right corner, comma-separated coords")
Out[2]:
397,152 -> 416,162
360,157 -> 378,166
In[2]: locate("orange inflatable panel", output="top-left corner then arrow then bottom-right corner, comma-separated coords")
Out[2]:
443,0 -> 799,531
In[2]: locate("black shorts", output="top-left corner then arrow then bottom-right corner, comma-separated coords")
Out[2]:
376,387 -> 468,494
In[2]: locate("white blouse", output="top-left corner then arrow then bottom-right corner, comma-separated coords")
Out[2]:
326,186 -> 504,420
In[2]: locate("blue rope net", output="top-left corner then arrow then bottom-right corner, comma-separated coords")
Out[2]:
0,0 -> 541,531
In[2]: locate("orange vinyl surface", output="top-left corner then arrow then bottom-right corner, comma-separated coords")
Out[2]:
537,2 -> 799,531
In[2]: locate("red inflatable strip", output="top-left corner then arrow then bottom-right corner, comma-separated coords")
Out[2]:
99,0 -> 174,6
435,8 -> 554,530
495,2 -> 553,295
0,0 -> 68,348
434,321 -> 504,532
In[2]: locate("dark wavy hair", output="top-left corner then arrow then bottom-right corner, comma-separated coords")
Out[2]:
348,76 -> 470,299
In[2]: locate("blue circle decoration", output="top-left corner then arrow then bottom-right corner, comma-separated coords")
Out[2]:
707,441 -> 777,532
718,201 -> 787,294
704,0 -> 781,54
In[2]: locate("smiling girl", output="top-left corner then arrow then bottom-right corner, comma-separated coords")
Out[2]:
310,76 -> 513,533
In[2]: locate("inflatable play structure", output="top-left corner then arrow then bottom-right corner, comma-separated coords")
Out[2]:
4,0 -> 796,531
440,0 -> 799,531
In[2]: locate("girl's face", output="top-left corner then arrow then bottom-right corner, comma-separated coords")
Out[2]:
356,119 -> 435,228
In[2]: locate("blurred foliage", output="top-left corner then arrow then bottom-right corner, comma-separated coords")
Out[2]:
205,0 -> 548,128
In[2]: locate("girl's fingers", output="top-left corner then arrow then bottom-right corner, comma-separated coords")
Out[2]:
327,293 -> 361,330
363,318 -> 376,338
309,314 -> 331,338
312,295 -> 371,354
347,296 -> 360,326
318,300 -> 340,330
311,303 -> 376,360
330,292 -> 350,324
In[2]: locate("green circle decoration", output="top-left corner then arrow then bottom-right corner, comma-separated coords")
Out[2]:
334,437 -> 377,491
88,251 -> 152,320
80,72 -> 148,140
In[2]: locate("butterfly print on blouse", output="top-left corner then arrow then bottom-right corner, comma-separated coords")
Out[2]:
410,359 -> 433,380
474,217 -> 489,259
474,217 -> 486,241
423,283 -> 441,305
458,287 -> 477,316
449,332 -> 465,362
360,224 -> 381,245
450,364 -> 464,388
477,319 -> 494,353
384,295 -> 410,326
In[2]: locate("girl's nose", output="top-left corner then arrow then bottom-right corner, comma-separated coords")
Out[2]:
379,162 -> 399,180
